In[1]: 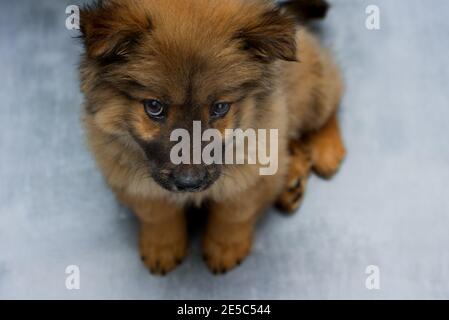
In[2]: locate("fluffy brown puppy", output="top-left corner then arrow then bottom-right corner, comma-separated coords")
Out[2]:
79,0 -> 346,275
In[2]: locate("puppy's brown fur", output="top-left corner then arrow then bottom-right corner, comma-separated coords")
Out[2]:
79,0 -> 346,275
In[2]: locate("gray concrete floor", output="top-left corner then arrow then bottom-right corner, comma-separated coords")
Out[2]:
0,0 -> 448,299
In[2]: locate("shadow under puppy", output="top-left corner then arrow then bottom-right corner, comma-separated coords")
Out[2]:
79,0 -> 345,275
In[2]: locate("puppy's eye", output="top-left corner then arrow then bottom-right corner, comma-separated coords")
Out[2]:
143,99 -> 165,119
211,102 -> 231,118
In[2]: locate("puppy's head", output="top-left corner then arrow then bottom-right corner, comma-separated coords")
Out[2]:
80,0 -> 297,193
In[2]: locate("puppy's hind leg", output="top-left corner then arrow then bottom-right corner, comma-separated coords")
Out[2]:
306,113 -> 346,179
275,140 -> 312,214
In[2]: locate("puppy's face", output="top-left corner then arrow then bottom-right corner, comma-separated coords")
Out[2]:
80,0 -> 296,193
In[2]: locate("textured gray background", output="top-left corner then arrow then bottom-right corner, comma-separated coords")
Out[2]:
0,0 -> 448,299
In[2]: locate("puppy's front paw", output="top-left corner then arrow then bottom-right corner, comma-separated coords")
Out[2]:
139,229 -> 188,276
202,235 -> 252,275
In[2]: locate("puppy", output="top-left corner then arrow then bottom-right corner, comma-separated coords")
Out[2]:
79,0 -> 346,275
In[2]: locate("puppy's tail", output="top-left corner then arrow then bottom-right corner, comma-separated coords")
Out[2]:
279,0 -> 330,23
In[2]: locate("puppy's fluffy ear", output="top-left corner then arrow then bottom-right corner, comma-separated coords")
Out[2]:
237,7 -> 297,63
80,0 -> 151,60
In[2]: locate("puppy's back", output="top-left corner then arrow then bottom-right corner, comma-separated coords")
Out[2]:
280,0 -> 329,22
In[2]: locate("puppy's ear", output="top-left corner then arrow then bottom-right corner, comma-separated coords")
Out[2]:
237,7 -> 297,62
80,1 -> 151,60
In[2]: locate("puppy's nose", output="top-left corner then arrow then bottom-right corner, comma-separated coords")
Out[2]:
173,166 -> 207,192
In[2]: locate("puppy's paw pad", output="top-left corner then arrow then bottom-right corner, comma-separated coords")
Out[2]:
202,236 -> 251,274
140,239 -> 187,275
